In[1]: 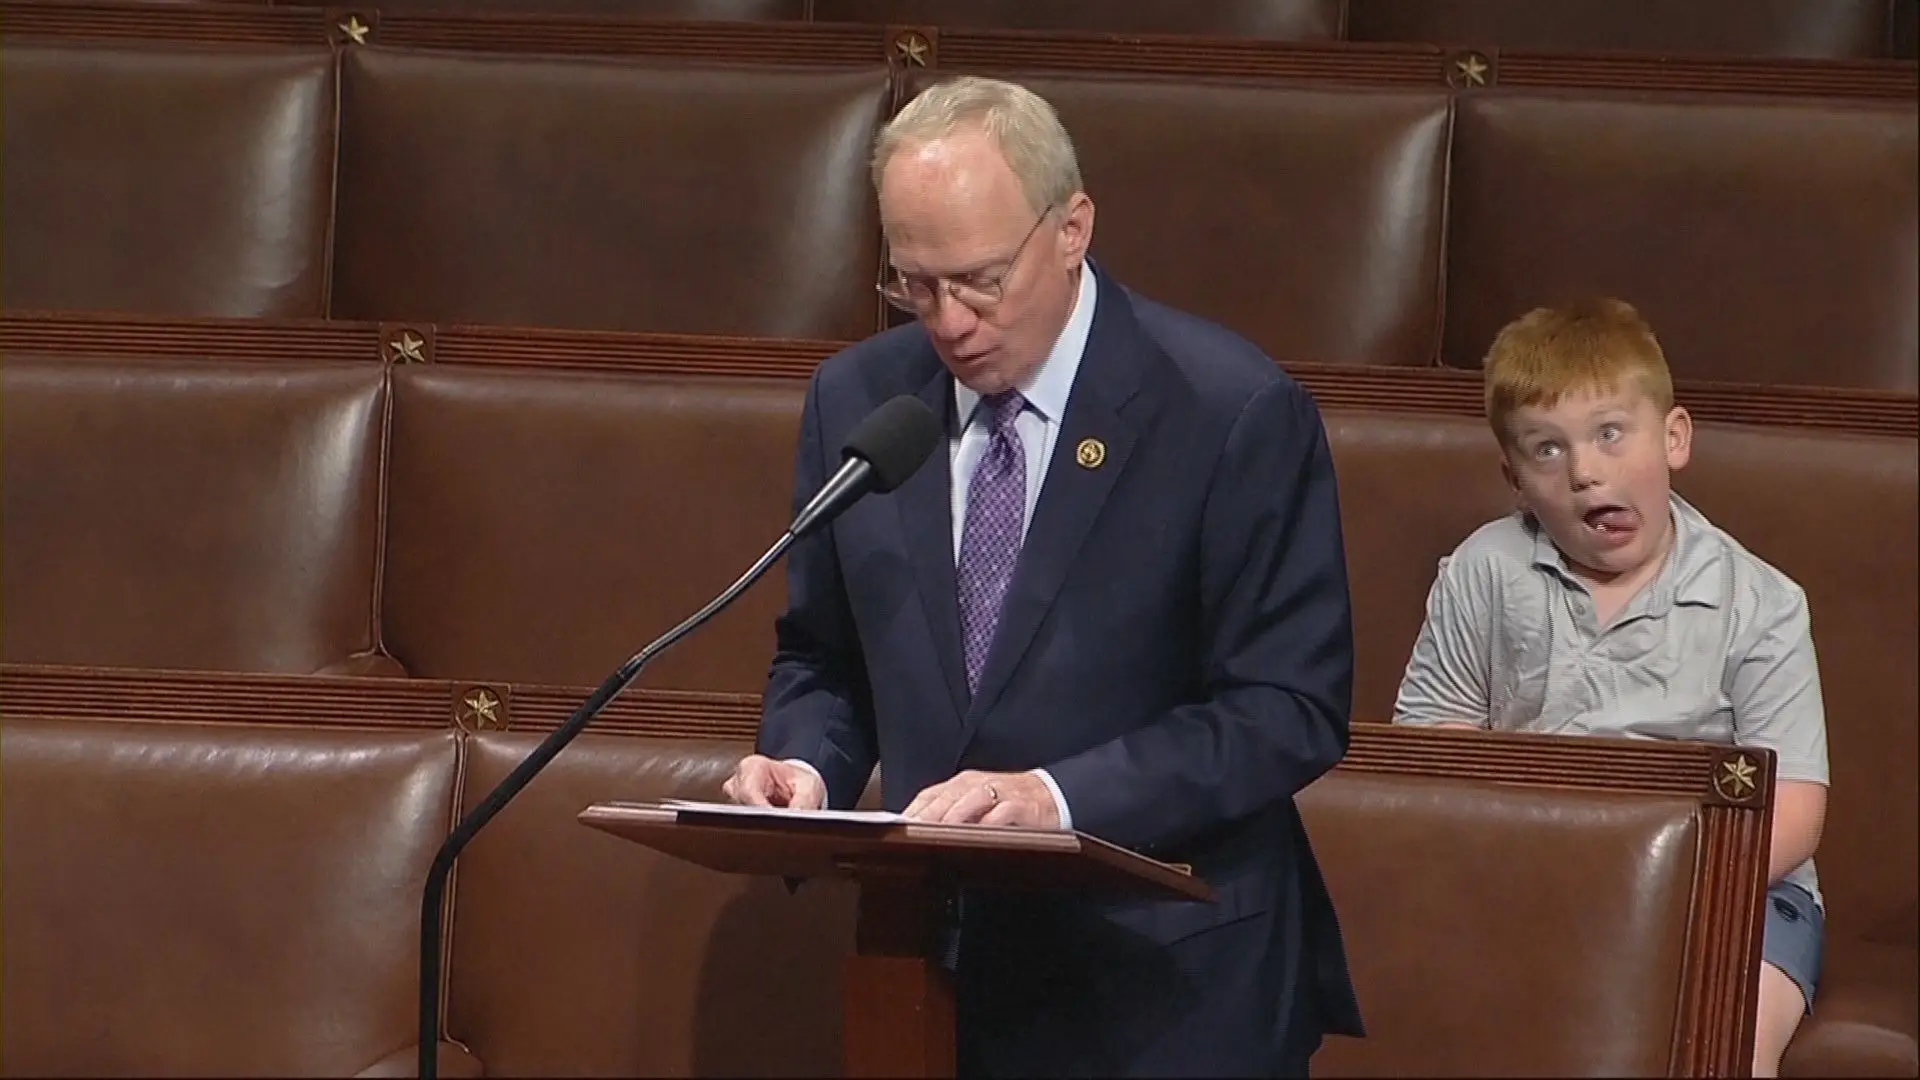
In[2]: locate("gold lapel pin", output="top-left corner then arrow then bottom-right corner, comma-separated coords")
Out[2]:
1075,438 -> 1106,469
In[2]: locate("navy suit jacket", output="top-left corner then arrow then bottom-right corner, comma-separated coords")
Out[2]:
759,270 -> 1364,1077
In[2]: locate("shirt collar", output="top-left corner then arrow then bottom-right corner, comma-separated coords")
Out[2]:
953,262 -> 1097,430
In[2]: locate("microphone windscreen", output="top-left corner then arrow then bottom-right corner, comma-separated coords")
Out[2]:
841,395 -> 941,493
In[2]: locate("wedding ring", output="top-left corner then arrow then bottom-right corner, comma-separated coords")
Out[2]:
985,784 -> 999,803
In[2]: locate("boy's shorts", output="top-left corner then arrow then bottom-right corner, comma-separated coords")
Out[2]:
1763,880 -> 1825,1014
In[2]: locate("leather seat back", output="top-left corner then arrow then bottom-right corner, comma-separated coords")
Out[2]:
1300,769 -> 1699,1075
1,42 -> 337,318
0,355 -> 387,674
1324,403 -> 1919,954
1676,422 -> 1919,945
904,70 -> 1452,367
0,718 -> 461,1076
1324,408 -> 1517,724
380,365 -> 804,690
447,731 -> 856,1076
331,48 -> 891,339
1443,90 -> 1918,391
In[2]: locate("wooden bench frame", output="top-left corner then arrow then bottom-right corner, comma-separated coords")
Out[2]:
5,311 -> 1914,438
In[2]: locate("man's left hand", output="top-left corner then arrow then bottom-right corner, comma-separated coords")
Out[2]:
902,769 -> 1061,829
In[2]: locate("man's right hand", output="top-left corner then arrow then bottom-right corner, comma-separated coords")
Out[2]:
721,754 -> 827,810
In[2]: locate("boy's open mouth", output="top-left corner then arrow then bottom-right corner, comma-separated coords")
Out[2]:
1582,503 -> 1640,540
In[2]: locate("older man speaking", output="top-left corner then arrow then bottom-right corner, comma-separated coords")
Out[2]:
724,76 -> 1363,1078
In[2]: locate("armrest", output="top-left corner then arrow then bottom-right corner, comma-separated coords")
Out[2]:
354,1041 -> 483,1079
314,651 -> 410,678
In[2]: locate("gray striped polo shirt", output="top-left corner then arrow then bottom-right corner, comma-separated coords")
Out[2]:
1392,493 -> 1828,905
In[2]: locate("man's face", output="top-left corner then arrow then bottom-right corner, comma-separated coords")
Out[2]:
1502,383 -> 1692,585
877,126 -> 1092,395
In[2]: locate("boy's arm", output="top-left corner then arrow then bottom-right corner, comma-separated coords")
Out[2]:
1392,554 -> 1495,729
1729,584 -> 1830,884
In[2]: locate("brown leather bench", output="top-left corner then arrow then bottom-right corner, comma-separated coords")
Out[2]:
447,729 -> 860,1075
1325,409 -> 1920,1077
0,712 -> 477,1077
0,353 -> 391,676
1301,723 -> 1779,1076
0,664 -> 1782,1077
380,363 -> 806,691
1442,88 -> 1919,392
0,40 -> 338,319
898,68 -> 1451,369
329,46 -> 892,339
4,316 -> 1914,1071
3,12 -> 1914,390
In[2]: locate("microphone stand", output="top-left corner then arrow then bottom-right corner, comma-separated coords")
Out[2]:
416,529 -> 797,1080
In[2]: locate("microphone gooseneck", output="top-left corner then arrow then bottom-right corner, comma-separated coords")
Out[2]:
417,394 -> 938,1080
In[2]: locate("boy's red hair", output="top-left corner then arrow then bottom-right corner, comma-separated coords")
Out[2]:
1483,297 -> 1675,448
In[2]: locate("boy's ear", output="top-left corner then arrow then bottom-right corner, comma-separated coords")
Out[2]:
1665,405 -> 1693,471
1499,451 -> 1525,508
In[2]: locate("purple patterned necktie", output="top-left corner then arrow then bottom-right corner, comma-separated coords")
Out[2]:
956,390 -> 1027,696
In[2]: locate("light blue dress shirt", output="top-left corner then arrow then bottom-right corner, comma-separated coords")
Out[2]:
948,263 -> 1098,829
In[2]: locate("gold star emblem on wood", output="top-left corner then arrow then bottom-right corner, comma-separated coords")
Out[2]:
459,688 -> 506,731
337,15 -> 370,44
1451,52 -> 1490,88
388,331 -> 425,364
893,32 -> 930,67
1713,753 -> 1759,801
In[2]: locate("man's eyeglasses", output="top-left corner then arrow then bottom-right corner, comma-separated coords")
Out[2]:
878,207 -> 1052,315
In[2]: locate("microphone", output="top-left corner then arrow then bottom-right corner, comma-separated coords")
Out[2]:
790,394 -> 945,537
416,393 -> 939,1080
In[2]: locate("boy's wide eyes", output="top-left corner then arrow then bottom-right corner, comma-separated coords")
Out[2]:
1524,422 -> 1627,461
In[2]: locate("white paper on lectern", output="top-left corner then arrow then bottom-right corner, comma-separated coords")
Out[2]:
659,799 -> 909,825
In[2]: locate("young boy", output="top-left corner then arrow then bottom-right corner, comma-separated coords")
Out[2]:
1392,298 -> 1829,1076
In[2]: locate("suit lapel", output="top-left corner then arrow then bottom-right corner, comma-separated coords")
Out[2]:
963,280 -> 1162,729
897,364 -> 971,725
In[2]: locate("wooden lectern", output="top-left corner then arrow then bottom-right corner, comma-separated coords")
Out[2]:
578,801 -> 1210,1079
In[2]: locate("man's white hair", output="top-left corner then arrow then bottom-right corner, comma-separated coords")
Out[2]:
871,76 -> 1084,214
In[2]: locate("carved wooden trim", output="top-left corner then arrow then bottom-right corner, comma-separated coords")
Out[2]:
924,25 -> 1914,100
430,322 -> 842,379
369,11 -> 886,65
0,0 -> 332,45
1674,801 -> 1771,1075
0,311 -> 384,364
935,30 -> 1450,86
505,683 -> 763,742
0,663 -> 765,743
1337,721 -> 1776,805
1282,361 -> 1920,439
0,664 -> 451,729
1498,50 -> 1919,101
4,314 -> 1911,438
